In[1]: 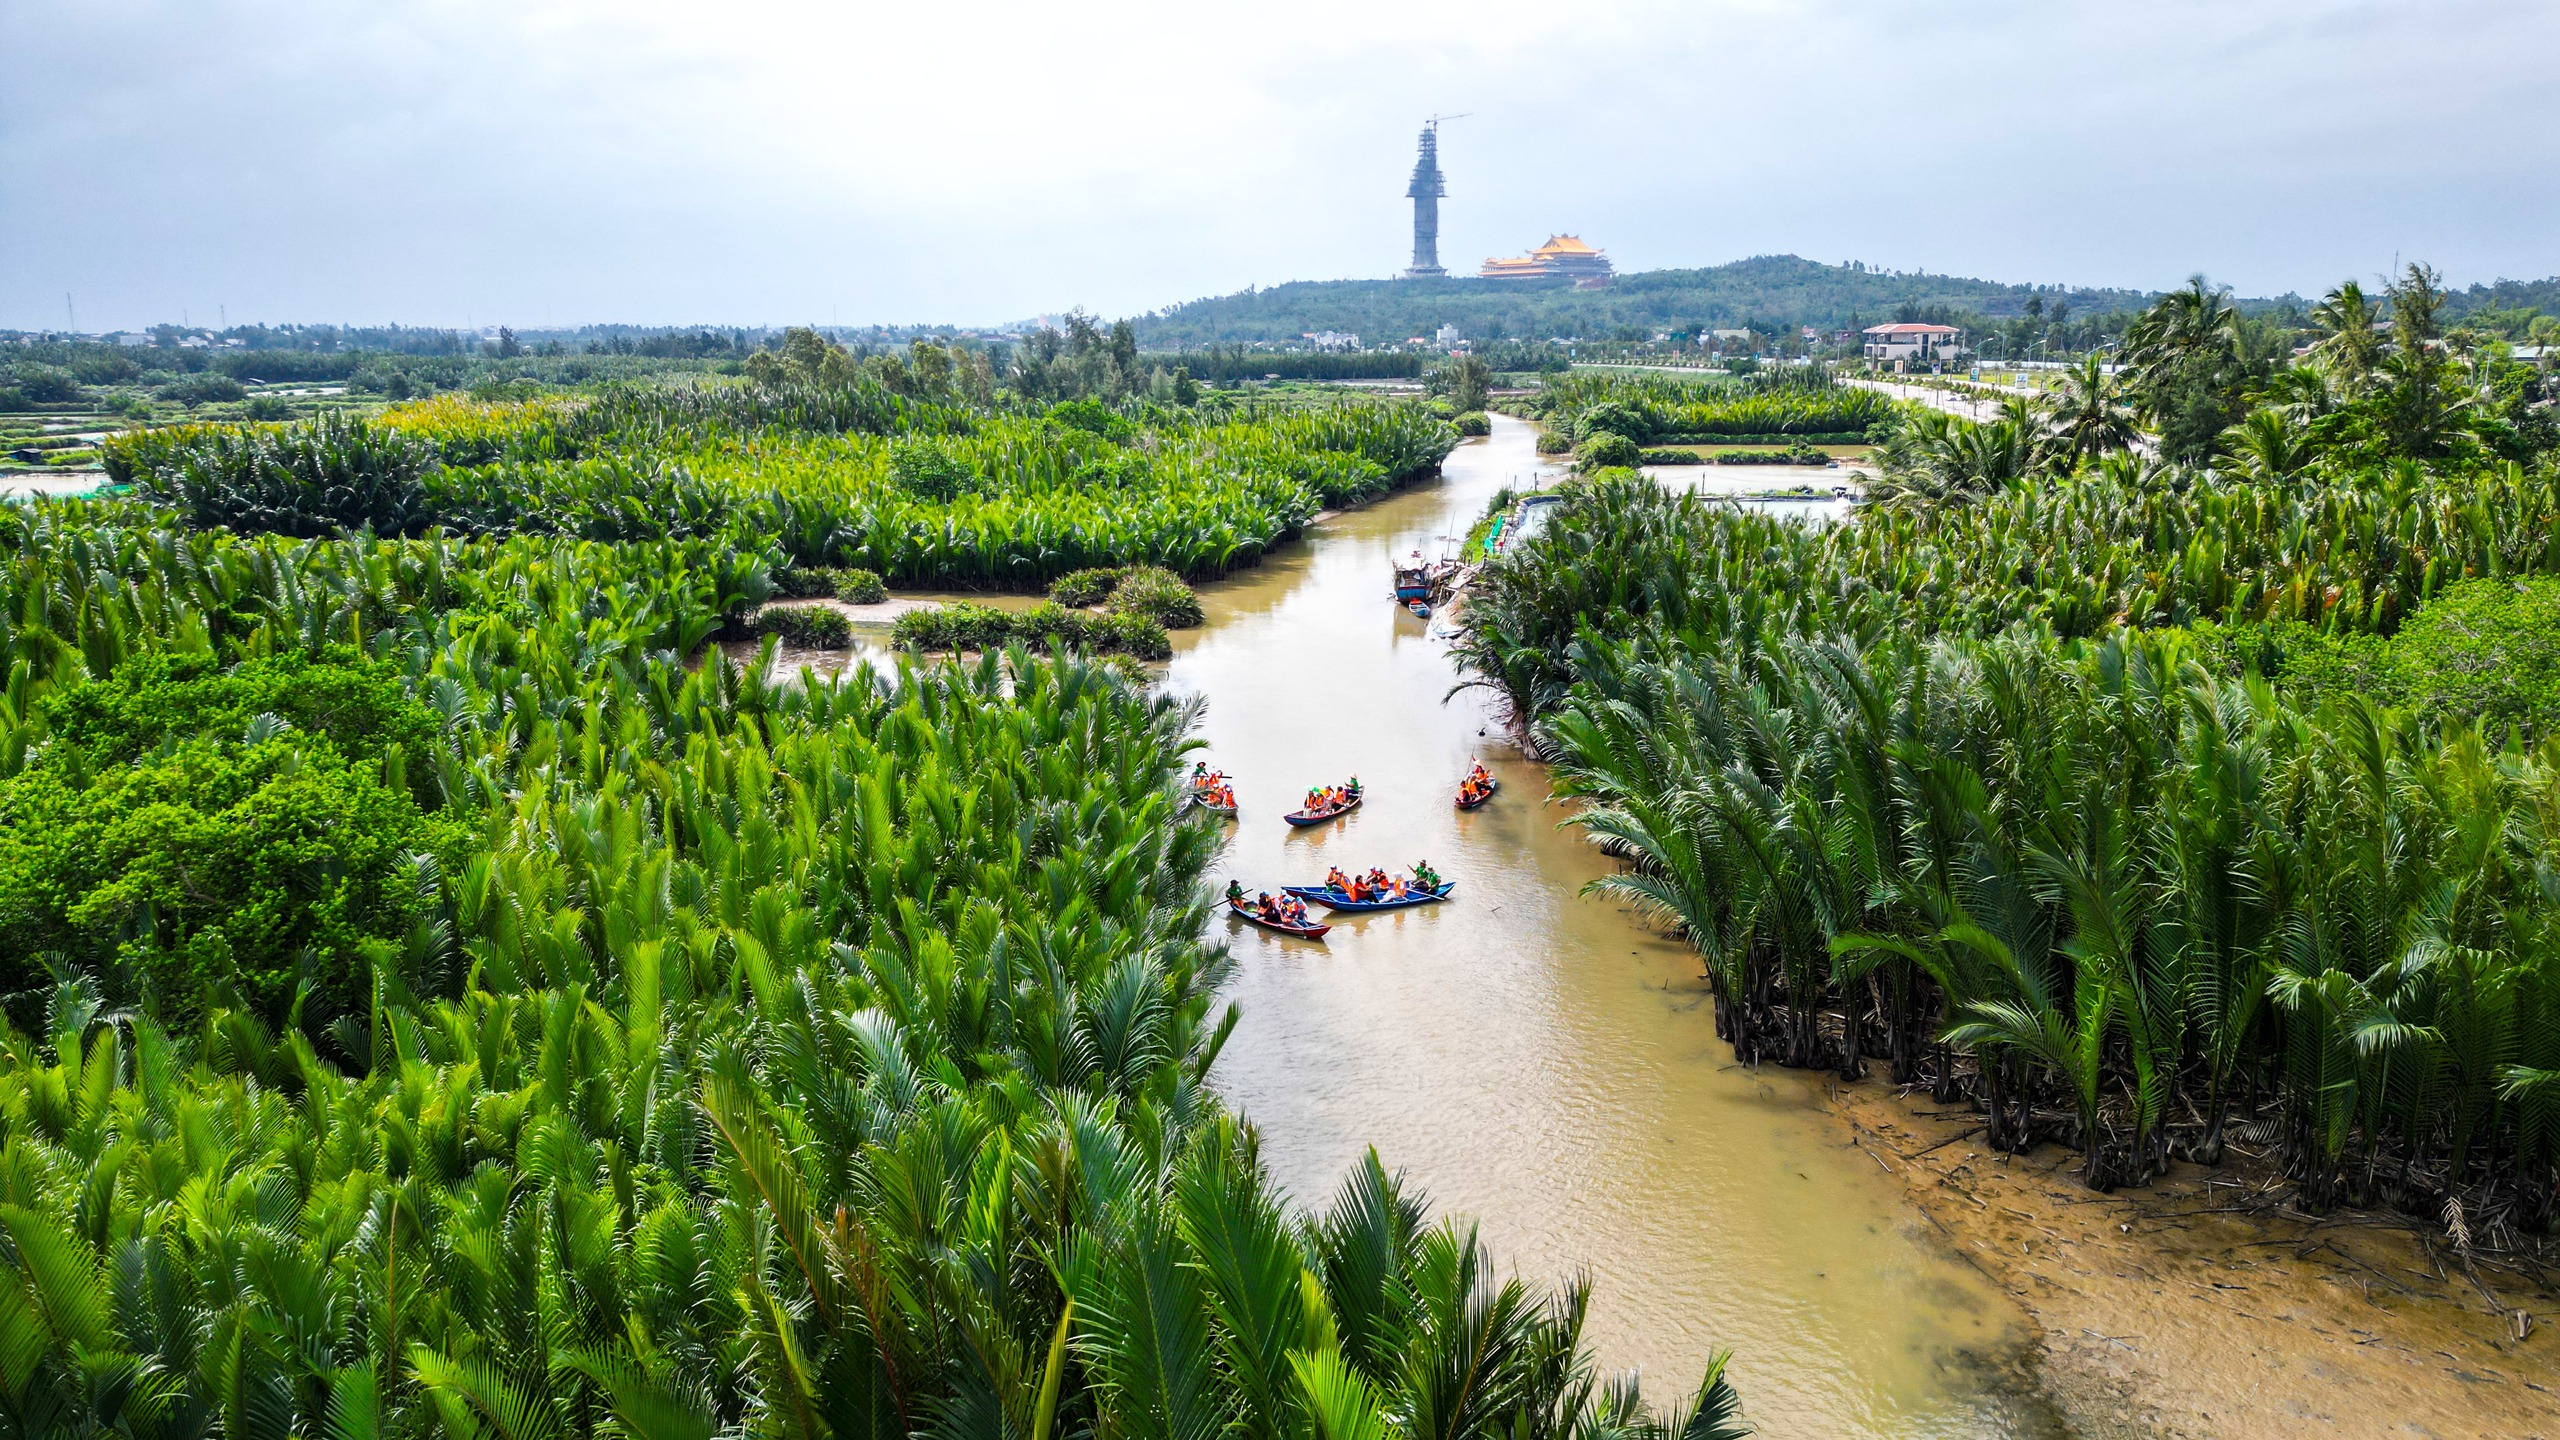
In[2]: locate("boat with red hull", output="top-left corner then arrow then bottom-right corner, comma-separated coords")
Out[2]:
1227,898 -> 1330,938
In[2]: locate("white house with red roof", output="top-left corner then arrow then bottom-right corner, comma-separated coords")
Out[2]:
1862,322 -> 1965,365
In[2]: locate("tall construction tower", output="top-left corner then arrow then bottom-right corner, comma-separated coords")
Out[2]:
1404,120 -> 1449,278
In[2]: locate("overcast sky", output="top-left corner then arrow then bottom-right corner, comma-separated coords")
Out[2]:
5,1 -> 2555,332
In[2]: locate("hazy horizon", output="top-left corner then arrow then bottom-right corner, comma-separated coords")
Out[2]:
7,1 -> 2557,333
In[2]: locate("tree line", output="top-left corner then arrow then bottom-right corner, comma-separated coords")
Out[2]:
1457,262 -> 2560,1240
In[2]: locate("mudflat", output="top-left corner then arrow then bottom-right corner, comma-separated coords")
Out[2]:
1826,1081 -> 2559,1439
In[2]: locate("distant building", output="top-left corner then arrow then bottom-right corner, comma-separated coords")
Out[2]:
1405,122 -> 1449,278
1862,323 -> 1964,364
109,332 -> 152,347
1479,235 -> 1614,287
1434,323 -> 1464,348
1302,331 -> 1362,351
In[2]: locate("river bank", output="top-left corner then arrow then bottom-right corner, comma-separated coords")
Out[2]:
1173,416 -> 2072,1436
1823,1081 -> 2557,1438
733,410 -> 2556,1438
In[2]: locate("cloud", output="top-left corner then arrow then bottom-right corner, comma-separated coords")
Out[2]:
4,0 -> 2555,329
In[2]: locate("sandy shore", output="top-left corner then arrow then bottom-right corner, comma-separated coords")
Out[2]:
1822,1081 -> 2557,1439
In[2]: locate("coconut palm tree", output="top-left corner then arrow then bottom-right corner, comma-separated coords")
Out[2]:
2222,407 -> 2315,483
2045,354 -> 2138,469
2310,280 -> 2384,390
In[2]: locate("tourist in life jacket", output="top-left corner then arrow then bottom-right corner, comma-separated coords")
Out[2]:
1326,866 -> 1349,893
1256,891 -> 1279,920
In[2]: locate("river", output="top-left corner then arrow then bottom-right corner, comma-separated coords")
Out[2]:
1165,415 -> 2062,1437
773,414 -> 2062,1434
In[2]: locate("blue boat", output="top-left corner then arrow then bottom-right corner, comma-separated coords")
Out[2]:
1283,881 -> 1455,912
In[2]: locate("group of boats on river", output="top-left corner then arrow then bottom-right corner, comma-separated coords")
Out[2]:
1191,760 -> 1494,942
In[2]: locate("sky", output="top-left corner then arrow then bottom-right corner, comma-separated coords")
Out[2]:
5,0 -> 2557,332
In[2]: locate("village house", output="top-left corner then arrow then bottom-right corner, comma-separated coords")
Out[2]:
1861,322 -> 1965,365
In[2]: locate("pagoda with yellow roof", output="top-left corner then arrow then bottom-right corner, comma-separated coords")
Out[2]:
1479,235 -> 1614,286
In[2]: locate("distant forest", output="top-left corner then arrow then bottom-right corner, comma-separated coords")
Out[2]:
1128,253 -> 2560,350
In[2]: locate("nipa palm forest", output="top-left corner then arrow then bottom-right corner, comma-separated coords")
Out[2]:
0,330 -> 1755,1440
1463,266 -> 2560,1240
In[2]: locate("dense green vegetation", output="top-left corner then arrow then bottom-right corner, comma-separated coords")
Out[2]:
1140,348 -> 1422,383
0,487 -> 1747,1437
1459,266 -> 2560,1230
1519,370 -> 1893,447
1130,255 -> 2164,348
890,602 -> 1173,661
100,352 -> 1457,588
0,335 -> 735,448
0,651 -> 464,1021
1127,254 -> 2560,371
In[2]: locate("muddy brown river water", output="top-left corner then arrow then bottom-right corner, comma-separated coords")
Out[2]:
1163,417 -> 2063,1436
768,415 -> 2066,1434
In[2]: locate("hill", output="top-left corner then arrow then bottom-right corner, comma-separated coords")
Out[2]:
1127,254 -> 2176,347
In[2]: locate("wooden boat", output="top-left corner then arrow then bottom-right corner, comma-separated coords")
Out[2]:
1455,776 -> 1499,810
1284,881 -> 1455,912
1283,789 -> 1362,827
1190,794 -> 1238,818
1392,552 -> 1461,605
1228,898 -> 1329,938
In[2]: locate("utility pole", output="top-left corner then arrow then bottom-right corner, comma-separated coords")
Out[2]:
65,293 -> 75,332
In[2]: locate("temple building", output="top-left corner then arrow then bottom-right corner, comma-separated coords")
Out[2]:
1478,235 -> 1614,286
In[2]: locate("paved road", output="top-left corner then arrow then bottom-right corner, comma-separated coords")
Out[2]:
1846,377 -> 2026,422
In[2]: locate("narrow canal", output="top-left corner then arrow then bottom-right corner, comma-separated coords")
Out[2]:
1164,415 -> 2060,1437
